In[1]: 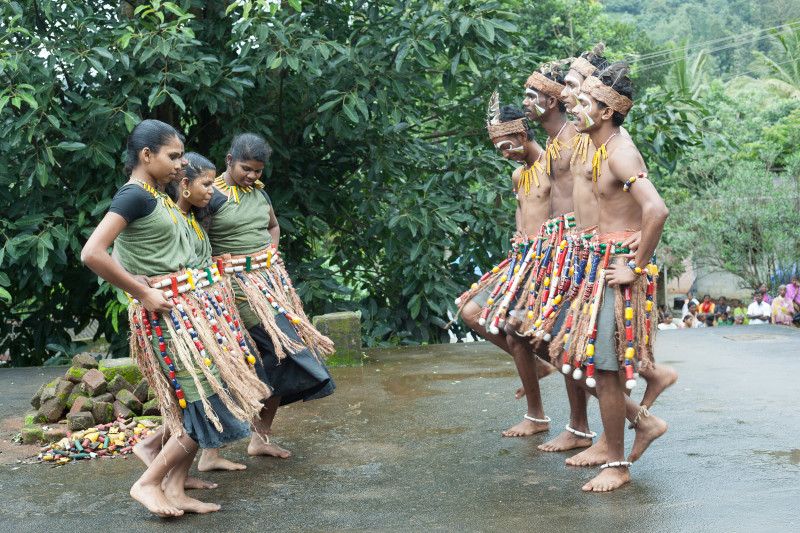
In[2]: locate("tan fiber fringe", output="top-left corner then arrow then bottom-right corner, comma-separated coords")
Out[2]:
181,291 -> 270,418
564,262 -> 658,369
218,278 -> 261,359
233,273 -> 303,359
548,289 -> 584,364
262,266 -> 336,358
573,275 -> 609,365
449,268 -> 505,327
611,271 -> 657,370
128,307 -> 184,437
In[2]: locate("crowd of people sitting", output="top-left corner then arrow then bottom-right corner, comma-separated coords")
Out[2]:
658,277 -> 800,330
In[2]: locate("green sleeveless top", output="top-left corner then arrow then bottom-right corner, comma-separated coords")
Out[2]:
180,211 -> 212,267
205,186 -> 276,328
109,185 -> 215,402
207,187 -> 273,256
114,193 -> 193,277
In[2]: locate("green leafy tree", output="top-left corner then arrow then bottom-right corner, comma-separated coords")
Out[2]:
1,0 -> 687,364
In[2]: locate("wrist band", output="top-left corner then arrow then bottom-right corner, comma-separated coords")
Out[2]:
626,261 -> 644,275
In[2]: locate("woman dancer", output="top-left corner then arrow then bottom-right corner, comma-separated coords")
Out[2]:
201,133 -> 336,458
82,121 -> 268,516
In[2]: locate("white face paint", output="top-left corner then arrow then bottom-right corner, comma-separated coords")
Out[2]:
494,140 -> 524,152
525,88 -> 546,116
564,73 -> 583,108
578,94 -> 595,127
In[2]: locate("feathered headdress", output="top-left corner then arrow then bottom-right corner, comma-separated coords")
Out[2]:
571,43 -> 606,78
485,90 -> 528,139
526,58 -> 573,97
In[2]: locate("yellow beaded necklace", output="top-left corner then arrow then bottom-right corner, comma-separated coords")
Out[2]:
179,208 -> 204,241
131,179 -> 179,224
570,133 -> 591,166
545,122 -> 579,174
518,152 -> 544,196
214,175 -> 264,204
591,132 -> 618,182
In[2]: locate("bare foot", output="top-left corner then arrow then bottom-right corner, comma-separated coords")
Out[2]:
130,480 -> 184,518
536,358 -> 555,379
183,476 -> 219,490
198,453 -> 247,472
566,433 -> 608,466
247,433 -> 291,458
582,465 -> 631,492
135,431 -> 217,490
501,416 -> 550,437
514,386 -> 525,399
538,430 -> 592,452
639,364 -> 678,408
628,412 -> 668,463
165,492 -> 221,514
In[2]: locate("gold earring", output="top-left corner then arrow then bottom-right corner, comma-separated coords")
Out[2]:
182,189 -> 191,198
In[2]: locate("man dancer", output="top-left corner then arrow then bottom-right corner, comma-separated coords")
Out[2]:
492,61 -> 583,438
570,61 -> 670,491
538,47 -> 677,462
455,97 -> 554,436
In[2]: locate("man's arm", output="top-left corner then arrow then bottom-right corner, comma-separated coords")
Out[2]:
611,150 -> 669,268
605,148 -> 669,286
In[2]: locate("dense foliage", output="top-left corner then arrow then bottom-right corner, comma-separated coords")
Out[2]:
0,0 -> 731,365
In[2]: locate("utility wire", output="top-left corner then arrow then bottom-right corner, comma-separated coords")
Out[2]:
632,26 -> 799,73
719,57 -> 800,83
626,21 -> 800,62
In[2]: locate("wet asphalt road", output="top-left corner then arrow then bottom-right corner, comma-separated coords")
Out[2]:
0,325 -> 798,532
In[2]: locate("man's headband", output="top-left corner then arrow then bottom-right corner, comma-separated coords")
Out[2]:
525,72 -> 565,99
487,118 -> 529,140
581,75 -> 633,115
486,89 -> 529,140
570,57 -> 597,78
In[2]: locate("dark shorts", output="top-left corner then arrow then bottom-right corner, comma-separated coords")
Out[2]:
594,285 -> 619,371
183,393 -> 252,449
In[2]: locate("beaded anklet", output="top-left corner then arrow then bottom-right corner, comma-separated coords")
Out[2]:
600,461 -> 633,469
523,414 -> 551,424
565,424 -> 597,439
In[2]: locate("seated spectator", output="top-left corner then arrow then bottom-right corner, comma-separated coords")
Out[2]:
705,313 -> 715,327
680,314 -> 694,329
757,283 -> 772,305
747,290 -> 772,324
734,313 -> 745,325
785,276 -> 800,313
658,312 -> 678,330
658,304 -> 668,322
732,300 -> 750,325
681,292 -> 699,319
686,302 -> 702,328
771,284 -> 793,326
714,296 -> 731,320
696,313 -> 707,328
698,294 -> 715,314
716,312 -> 730,326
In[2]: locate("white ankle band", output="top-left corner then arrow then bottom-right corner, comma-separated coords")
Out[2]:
524,414 -> 551,423
565,424 -> 597,439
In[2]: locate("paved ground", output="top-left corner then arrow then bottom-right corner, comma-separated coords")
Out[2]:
0,325 -> 798,532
